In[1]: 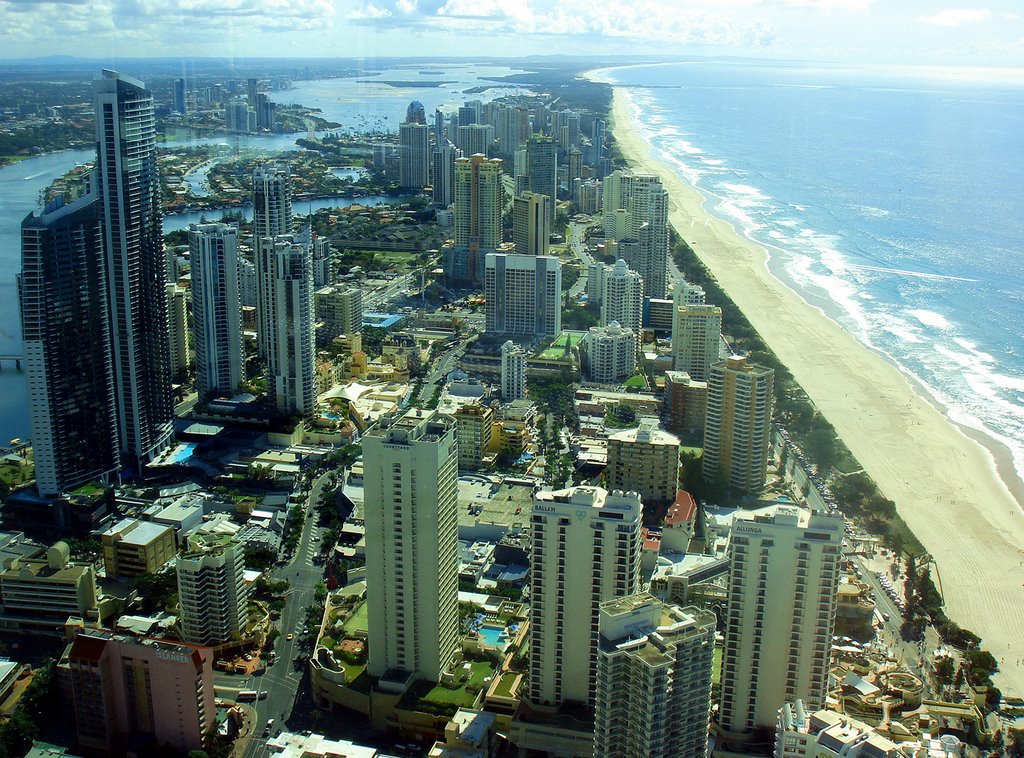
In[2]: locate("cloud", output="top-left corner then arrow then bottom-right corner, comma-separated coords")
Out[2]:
919,8 -> 992,27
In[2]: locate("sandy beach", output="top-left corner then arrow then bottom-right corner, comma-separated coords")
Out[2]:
605,85 -> 1024,694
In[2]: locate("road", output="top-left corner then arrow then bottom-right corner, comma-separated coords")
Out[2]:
566,221 -> 596,299
364,272 -> 413,312
239,471 -> 333,758
412,336 -> 473,405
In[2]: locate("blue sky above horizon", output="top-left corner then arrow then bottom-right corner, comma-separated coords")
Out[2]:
3,0 -> 1023,68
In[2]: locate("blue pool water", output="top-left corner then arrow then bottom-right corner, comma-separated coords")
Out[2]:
171,443 -> 197,464
478,625 -> 505,647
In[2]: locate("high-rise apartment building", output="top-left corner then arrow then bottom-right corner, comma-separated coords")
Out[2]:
527,136 -> 557,224
314,285 -> 363,345
62,629 -> 215,755
500,340 -> 527,401
173,77 -> 186,115
312,235 -> 331,289
606,423 -> 681,506
600,259 -> 644,334
177,533 -> 248,647
719,505 -> 844,737
672,303 -> 722,382
406,100 -> 426,125
567,147 -> 583,201
583,322 -> 636,385
595,594 -> 716,758
604,171 -> 669,298
591,118 -> 605,178
456,124 -> 494,158
452,155 -> 503,282
20,193 -> 120,496
257,236 -> 316,416
189,223 -> 242,400
166,282 -> 190,379
95,70 -> 174,471
704,356 -> 775,495
399,121 -> 431,190
484,254 -> 561,338
453,402 -> 494,471
252,163 -> 292,251
363,410 -> 460,684
513,191 -> 551,256
527,485 -> 643,707
432,143 -> 457,207
664,370 -> 708,440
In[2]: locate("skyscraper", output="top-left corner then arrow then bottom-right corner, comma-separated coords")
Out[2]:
173,77 -> 186,115
567,147 -> 583,201
363,410 -> 460,684
718,504 -> 844,737
432,142 -> 457,207
600,258 -> 644,334
591,118 -> 605,178
399,121 -> 430,190
527,135 -> 557,224
189,223 -> 242,400
500,340 -> 526,401
583,321 -> 636,385
94,70 -> 174,472
452,154 -> 503,282
252,163 -> 292,250
526,485 -> 642,707
672,303 -> 723,382
513,191 -> 551,256
257,236 -> 316,417
456,124 -> 494,158
20,192 -> 120,496
406,100 -> 426,125
166,282 -> 190,379
606,422 -> 682,507
177,533 -> 248,647
595,594 -> 716,758
484,254 -> 561,338
704,355 -> 775,494
604,171 -> 670,298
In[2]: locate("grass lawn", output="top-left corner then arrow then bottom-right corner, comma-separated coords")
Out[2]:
680,446 -> 704,458
623,374 -> 647,389
492,672 -> 520,698
343,602 -> 369,634
402,660 -> 494,713
372,251 -> 418,265
69,480 -> 104,496
713,644 -> 723,685
0,462 -> 32,491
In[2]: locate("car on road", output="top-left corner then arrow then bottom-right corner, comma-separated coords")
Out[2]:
286,633 -> 294,641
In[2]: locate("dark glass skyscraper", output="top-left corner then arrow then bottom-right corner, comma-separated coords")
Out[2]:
94,70 -> 173,473
20,191 -> 120,496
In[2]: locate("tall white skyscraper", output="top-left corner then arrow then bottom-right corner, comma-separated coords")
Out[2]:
363,410 -> 460,684
484,254 -> 561,338
20,191 -> 120,496
672,303 -> 723,382
604,171 -> 670,298
513,191 -> 551,256
704,356 -> 775,494
189,223 -> 242,400
399,121 -> 431,190
257,236 -> 316,416
452,154 -> 503,282
176,533 -> 248,647
94,69 -> 174,471
583,321 -> 636,385
252,163 -> 291,248
719,504 -> 844,737
600,258 -> 644,334
527,486 -> 643,708
456,123 -> 494,158
595,594 -> 716,758
500,340 -> 526,401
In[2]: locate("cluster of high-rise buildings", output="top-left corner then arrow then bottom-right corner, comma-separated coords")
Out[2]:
19,71 -> 361,499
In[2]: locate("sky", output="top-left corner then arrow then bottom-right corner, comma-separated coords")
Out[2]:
3,0 -> 1024,68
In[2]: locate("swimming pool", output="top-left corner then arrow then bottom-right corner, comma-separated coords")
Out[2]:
170,443 -> 197,464
478,624 -> 507,649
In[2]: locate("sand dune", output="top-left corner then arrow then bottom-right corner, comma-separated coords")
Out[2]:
607,86 -> 1024,695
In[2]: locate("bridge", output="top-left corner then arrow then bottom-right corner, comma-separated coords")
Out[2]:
0,355 -> 24,370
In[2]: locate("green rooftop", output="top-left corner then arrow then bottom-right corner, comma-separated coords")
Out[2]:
538,331 -> 587,359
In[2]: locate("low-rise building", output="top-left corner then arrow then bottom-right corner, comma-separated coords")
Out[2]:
776,701 -> 900,758
0,541 -> 102,631
100,518 -> 176,579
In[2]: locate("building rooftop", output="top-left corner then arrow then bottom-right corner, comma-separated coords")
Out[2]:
457,477 -> 533,531
607,423 -> 680,447
102,518 -> 172,547
665,491 -> 697,525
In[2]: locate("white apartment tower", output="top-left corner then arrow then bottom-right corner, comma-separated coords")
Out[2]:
719,505 -> 844,737
399,121 -> 431,190
484,254 -> 561,338
252,163 -> 291,250
176,533 -> 248,647
189,223 -> 242,399
513,191 -> 551,256
363,410 -> 460,684
704,356 -> 775,494
166,283 -> 190,378
583,322 -> 636,385
672,303 -> 723,382
603,171 -> 670,298
257,236 -> 316,416
500,340 -> 527,401
432,143 -> 457,207
595,594 -> 716,758
528,486 -> 643,708
600,259 -> 644,334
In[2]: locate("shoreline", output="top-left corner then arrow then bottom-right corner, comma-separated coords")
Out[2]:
597,77 -> 1024,695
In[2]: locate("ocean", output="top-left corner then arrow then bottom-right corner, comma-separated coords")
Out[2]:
599,60 -> 1024,488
